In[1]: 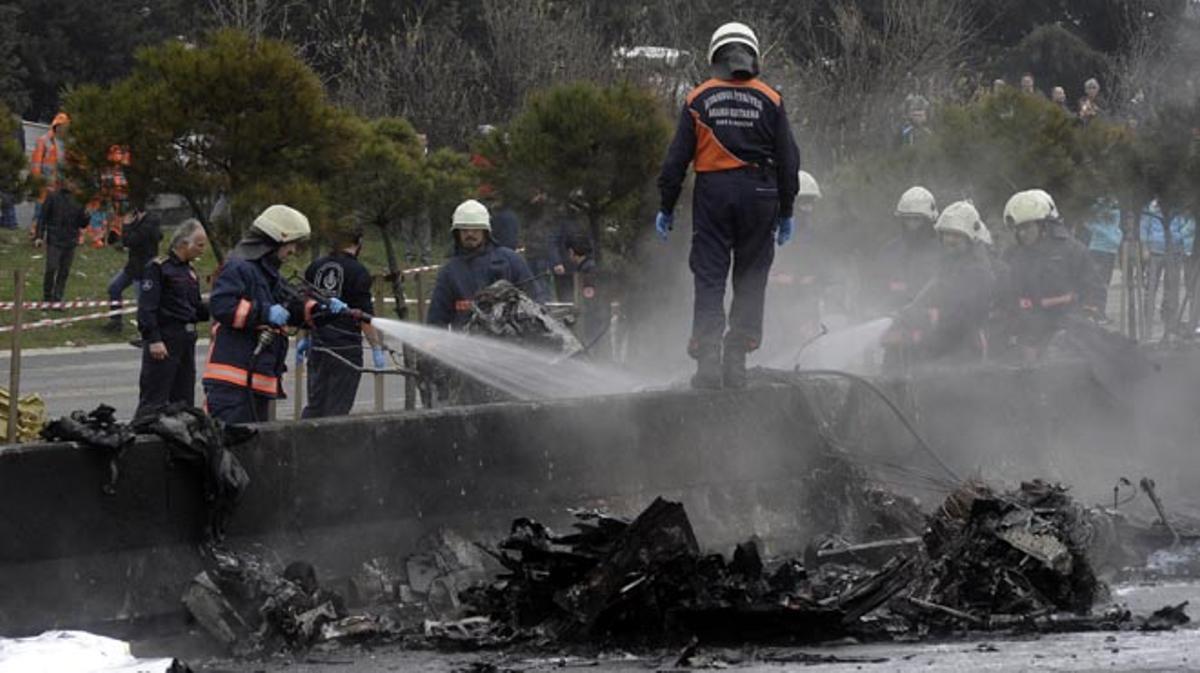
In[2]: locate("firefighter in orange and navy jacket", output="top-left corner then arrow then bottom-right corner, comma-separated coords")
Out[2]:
656,21 -> 801,390
202,205 -> 349,424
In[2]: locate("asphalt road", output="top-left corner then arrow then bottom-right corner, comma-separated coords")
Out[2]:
0,340 -> 413,421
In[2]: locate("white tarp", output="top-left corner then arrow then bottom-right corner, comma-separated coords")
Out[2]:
0,630 -> 181,673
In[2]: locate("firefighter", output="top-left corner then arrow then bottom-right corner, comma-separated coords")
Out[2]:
791,170 -> 825,326
134,219 -> 209,418
296,225 -> 387,418
656,21 -> 801,389
427,199 -> 543,329
1001,189 -> 1101,360
887,201 -> 995,365
202,205 -> 348,424
873,186 -> 942,313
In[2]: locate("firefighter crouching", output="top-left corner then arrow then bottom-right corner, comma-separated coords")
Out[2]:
202,205 -> 350,424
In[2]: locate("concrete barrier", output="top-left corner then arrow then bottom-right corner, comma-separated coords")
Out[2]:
4,346 -> 1200,637
0,384 -> 824,635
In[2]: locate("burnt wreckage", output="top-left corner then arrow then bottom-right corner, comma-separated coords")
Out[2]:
453,489 -> 1190,648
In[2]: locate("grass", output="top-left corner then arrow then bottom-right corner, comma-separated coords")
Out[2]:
0,226 -> 445,350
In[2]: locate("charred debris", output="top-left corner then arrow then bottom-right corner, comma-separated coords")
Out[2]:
186,477 -> 1194,659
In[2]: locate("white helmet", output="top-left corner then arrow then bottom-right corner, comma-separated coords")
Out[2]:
252,205 -> 311,243
798,170 -> 822,199
1003,189 -> 1059,228
934,201 -> 989,243
451,199 -> 492,232
708,22 -> 759,64
895,186 -> 938,221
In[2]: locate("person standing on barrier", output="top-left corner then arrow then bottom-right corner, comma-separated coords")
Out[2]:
655,21 -> 801,389
202,205 -> 348,424
106,202 -> 162,332
297,226 -> 386,418
34,182 -> 90,305
134,220 -> 209,418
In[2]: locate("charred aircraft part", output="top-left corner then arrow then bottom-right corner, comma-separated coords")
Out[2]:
183,548 -> 350,656
459,489 -> 1193,649
465,281 -> 582,357
431,281 -> 583,406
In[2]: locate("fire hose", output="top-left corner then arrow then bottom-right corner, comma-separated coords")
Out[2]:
787,367 -> 961,483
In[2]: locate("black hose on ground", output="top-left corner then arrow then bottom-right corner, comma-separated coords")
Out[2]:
776,367 -> 961,483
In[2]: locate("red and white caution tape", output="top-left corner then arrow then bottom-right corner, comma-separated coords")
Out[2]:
0,299 -> 132,311
0,306 -> 138,333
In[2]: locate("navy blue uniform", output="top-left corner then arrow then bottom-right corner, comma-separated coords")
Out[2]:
1003,223 -> 1101,355
302,251 -> 375,418
427,241 -> 543,328
872,232 -> 941,313
135,252 -> 209,417
658,77 -> 801,353
202,254 -> 325,424
895,246 -> 995,364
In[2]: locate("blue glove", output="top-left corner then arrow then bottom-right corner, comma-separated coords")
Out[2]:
295,337 -> 310,363
267,304 -> 290,326
372,346 -> 387,370
776,216 -> 795,246
655,211 -> 673,242
328,297 -> 347,314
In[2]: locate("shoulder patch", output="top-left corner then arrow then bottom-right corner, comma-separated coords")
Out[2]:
313,260 -> 345,297
152,255 -> 168,264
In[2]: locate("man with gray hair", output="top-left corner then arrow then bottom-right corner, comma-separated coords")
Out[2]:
134,219 -> 209,417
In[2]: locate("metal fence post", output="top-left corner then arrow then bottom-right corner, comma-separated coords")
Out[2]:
415,272 -> 426,323
6,270 -> 24,444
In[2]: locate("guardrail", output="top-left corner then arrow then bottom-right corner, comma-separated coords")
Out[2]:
2,265 -> 606,438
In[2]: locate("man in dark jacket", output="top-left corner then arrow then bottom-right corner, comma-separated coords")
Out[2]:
201,205 -> 349,424
565,235 -> 609,355
34,184 -> 90,304
297,226 -> 387,418
107,204 -> 162,331
656,21 -> 801,389
135,220 -> 209,417
427,199 -> 543,329
1001,189 -> 1101,361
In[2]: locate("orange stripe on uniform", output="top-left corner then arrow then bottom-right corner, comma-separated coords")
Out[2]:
1040,293 -> 1075,308
232,299 -> 252,329
202,362 -> 279,395
691,111 -> 748,173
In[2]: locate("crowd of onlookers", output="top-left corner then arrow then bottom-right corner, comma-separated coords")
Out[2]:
898,72 -> 1136,148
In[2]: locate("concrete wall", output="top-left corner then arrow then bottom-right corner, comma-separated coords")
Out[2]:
0,385 -> 823,635
4,347 -> 1200,637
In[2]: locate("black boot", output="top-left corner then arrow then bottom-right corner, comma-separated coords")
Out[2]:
690,342 -> 723,390
722,343 -> 747,389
